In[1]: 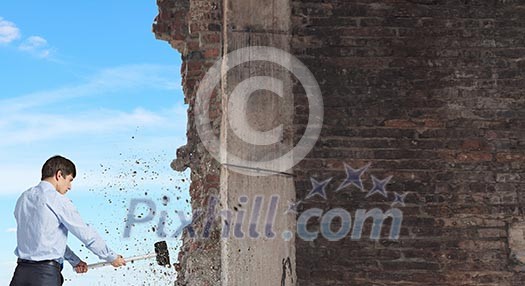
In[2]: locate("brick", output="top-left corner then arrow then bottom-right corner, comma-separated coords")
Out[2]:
496,153 -> 525,162
455,152 -> 493,162
203,48 -> 219,58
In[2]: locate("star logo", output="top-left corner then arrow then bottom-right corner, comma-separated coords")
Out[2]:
284,200 -> 302,214
336,163 -> 371,192
305,177 -> 332,200
365,175 -> 392,198
391,192 -> 408,207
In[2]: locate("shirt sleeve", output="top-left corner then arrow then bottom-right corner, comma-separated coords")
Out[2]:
64,245 -> 81,267
49,196 -> 118,262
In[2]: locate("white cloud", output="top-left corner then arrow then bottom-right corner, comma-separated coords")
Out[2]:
0,17 -> 53,59
0,64 -> 181,114
18,35 -> 51,58
0,17 -> 20,44
0,64 -> 186,194
0,107 -> 187,147
0,164 -> 41,195
5,228 -> 16,233
0,112 -> 187,195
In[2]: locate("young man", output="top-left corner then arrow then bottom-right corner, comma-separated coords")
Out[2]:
10,155 -> 126,286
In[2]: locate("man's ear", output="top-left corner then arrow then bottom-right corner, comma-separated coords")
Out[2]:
55,170 -> 63,180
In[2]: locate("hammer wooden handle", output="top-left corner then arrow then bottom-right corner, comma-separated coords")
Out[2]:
88,253 -> 157,269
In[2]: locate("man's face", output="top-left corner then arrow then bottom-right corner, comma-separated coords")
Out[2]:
56,172 -> 74,195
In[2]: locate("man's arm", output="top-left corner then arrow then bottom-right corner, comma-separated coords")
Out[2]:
50,196 -> 123,265
64,245 -> 81,267
65,246 -> 89,273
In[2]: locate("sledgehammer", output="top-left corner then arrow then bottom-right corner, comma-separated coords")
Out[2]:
88,241 -> 170,269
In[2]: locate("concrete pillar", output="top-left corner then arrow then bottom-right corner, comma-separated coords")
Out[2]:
220,0 -> 296,285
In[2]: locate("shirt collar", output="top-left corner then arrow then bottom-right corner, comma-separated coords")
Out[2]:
38,180 -> 56,192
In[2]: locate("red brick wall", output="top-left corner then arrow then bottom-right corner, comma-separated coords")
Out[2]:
155,0 -> 525,285
154,0 -> 222,285
292,1 -> 525,285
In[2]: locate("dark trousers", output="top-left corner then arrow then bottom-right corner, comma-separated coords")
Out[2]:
10,260 -> 64,286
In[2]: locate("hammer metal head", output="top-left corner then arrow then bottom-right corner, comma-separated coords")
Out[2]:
154,241 -> 171,267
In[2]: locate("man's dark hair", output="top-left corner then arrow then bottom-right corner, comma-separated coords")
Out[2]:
41,155 -> 76,180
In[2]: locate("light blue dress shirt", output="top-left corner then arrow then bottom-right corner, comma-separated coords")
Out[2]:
14,181 -> 117,267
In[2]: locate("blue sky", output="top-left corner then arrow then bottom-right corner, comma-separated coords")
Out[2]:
0,1 -> 189,284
